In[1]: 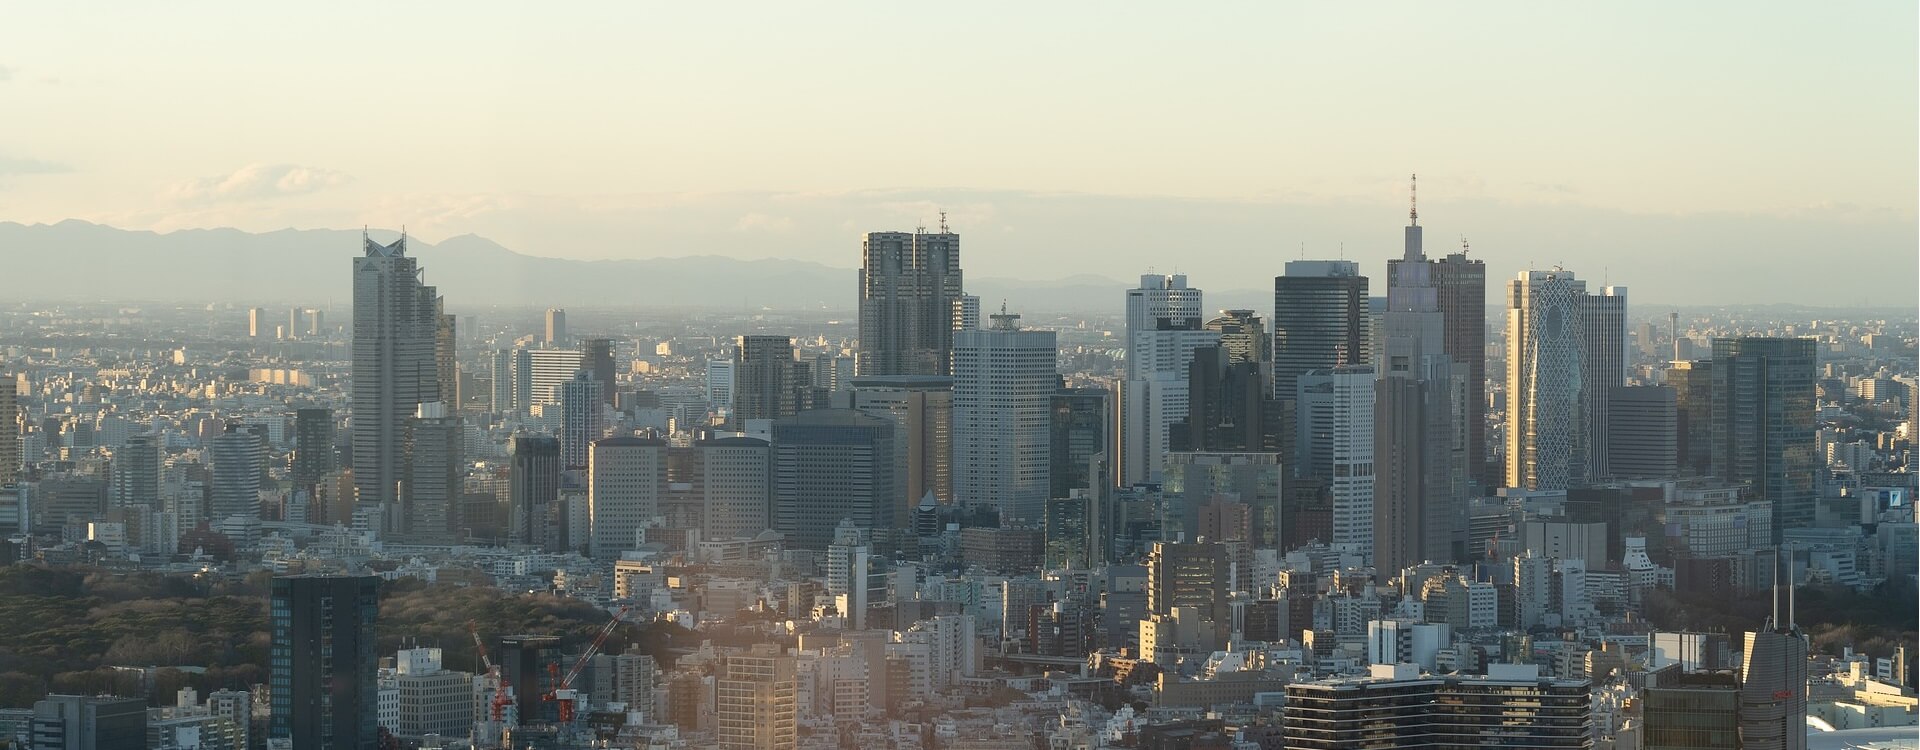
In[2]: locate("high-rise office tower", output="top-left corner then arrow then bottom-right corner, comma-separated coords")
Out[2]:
772,409 -> 898,550
434,299 -> 457,412
1297,366 -> 1375,561
1049,380 -> 1109,500
1607,385 -> 1678,480
1375,189 -> 1468,576
270,575 -> 379,750
559,370 -> 604,470
287,306 -> 302,340
581,337 -> 617,405
110,432 -> 161,509
0,375 -> 15,484
1504,268 -> 1590,491
1669,359 -> 1715,477
1146,540 -> 1230,624
209,422 -> 265,524
1582,286 -> 1628,479
1204,309 -> 1270,374
1172,345 -> 1278,454
715,643 -> 797,750
508,434 -> 561,548
510,347 -> 535,412
848,375 -> 954,512
306,308 -> 325,337
857,228 -> 963,377
1740,559 -> 1808,750
953,310 -> 1056,524
291,408 -> 335,488
1162,452 -> 1283,550
953,294 -> 982,332
587,436 -> 667,558
734,335 -> 797,425
488,350 -> 514,413
545,307 -> 567,345
1711,338 -> 1817,540
400,402 -> 459,543
1432,242 -> 1488,485
351,234 -> 440,515
525,348 -> 586,408
1273,261 -> 1370,403
706,359 -> 736,412
1120,274 -> 1219,486
248,307 -> 270,339
691,436 -> 772,541
1643,669 -> 1741,750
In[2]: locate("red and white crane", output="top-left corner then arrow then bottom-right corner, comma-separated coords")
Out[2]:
543,606 -> 633,724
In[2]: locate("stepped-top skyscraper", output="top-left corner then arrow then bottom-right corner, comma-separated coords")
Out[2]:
1375,178 -> 1468,575
858,226 -> 963,377
1120,274 -> 1219,485
351,234 -> 441,517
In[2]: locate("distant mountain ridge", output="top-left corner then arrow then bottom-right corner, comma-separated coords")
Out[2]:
0,221 -> 1232,312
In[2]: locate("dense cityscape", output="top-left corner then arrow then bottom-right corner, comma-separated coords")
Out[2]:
0,184 -> 1913,750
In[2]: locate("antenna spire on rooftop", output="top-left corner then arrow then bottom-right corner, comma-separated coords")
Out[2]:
939,210 -> 949,233
1410,173 -> 1418,226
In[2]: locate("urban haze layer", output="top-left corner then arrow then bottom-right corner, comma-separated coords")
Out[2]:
0,192 -> 1914,750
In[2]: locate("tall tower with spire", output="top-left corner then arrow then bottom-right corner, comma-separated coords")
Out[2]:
1374,174 -> 1469,574
1739,549 -> 1808,750
351,232 -> 442,529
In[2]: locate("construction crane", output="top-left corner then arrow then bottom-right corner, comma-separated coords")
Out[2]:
543,606 -> 633,725
468,620 -> 515,724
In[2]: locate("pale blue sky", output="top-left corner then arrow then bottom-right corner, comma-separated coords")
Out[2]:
0,2 -> 1913,303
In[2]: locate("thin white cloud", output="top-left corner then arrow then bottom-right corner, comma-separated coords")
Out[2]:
733,212 -> 795,233
164,163 -> 352,203
0,155 -> 67,175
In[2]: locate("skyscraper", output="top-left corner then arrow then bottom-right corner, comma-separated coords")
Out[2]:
1272,260 -> 1370,403
28,695 -> 146,750
434,298 -> 457,413
1504,268 -> 1589,491
1147,540 -> 1230,625
509,434 -> 561,548
715,643 -> 797,750
1740,558 -> 1808,750
351,234 -> 440,516
1582,285 -> 1629,479
1203,309 -> 1270,368
209,421 -> 265,524
1431,246 -> 1488,485
291,408 -> 335,488
848,375 -> 954,511
559,370 -> 605,469
1172,345 -> 1278,454
400,402 -> 459,543
248,307 -> 270,339
691,436 -> 772,541
109,432 -> 161,509
1710,338 -> 1818,540
544,307 -> 567,345
1669,359 -> 1715,477
1607,385 -> 1678,480
270,575 -> 379,750
1297,366 -> 1375,561
588,436 -> 667,559
1375,189 -> 1468,576
857,228 -> 963,377
0,375 -> 16,484
525,348 -> 586,407
772,409 -> 898,550
1049,381 -> 1109,500
488,349 -> 514,413
1120,274 -> 1219,485
734,335 -> 797,425
953,309 -> 1056,524
581,337 -> 617,405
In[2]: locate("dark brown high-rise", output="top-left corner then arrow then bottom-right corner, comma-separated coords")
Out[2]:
1431,247 -> 1487,485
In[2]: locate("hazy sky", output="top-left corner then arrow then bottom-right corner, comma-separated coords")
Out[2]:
2,3 -> 1914,304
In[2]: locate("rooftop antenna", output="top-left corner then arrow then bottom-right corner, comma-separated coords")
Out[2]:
939,210 -> 949,233
1410,173 -> 1418,226
1460,235 -> 1470,255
